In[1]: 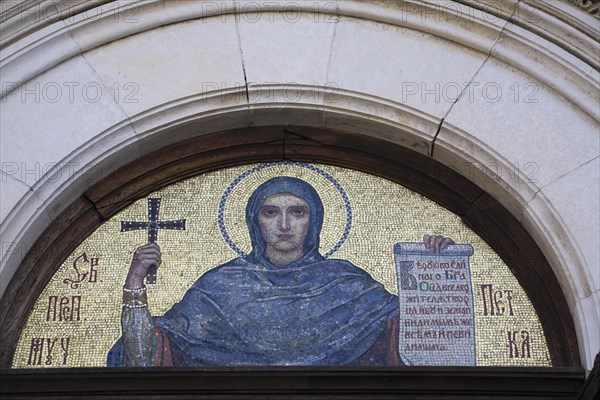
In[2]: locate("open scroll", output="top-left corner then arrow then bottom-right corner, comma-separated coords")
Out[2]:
395,243 -> 475,366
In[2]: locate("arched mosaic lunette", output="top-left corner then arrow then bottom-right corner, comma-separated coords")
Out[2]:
0,127 -> 581,371
12,162 -> 554,368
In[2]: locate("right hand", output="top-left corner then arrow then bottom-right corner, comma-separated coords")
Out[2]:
125,243 -> 162,289
422,234 -> 455,253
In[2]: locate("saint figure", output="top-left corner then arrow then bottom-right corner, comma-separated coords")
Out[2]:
108,176 -> 453,366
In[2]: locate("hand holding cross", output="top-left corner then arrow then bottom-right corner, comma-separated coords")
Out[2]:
121,198 -> 185,288
125,243 -> 163,289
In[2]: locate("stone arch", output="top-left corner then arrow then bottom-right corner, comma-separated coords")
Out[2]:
0,0 -> 597,371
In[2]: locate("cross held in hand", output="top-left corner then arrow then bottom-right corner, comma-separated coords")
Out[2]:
121,198 -> 186,283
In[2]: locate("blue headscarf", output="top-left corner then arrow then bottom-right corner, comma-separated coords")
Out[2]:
245,176 -> 324,268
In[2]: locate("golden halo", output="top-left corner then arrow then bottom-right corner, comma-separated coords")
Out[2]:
219,162 -> 352,257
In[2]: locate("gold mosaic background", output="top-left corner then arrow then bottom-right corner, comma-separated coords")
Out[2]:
13,163 -> 552,368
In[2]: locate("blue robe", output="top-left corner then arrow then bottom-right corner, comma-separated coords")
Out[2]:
108,177 -> 399,366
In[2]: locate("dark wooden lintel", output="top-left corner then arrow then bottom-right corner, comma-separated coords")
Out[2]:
0,367 -> 585,399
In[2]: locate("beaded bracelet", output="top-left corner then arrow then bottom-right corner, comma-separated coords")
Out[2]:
123,286 -> 148,308
123,286 -> 147,293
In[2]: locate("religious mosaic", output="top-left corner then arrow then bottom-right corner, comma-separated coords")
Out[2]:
13,163 -> 552,368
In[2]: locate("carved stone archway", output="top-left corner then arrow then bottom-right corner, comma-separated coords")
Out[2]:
1,0 -> 597,385
0,125 -> 587,398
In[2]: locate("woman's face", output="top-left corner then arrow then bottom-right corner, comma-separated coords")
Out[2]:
258,193 -> 311,258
